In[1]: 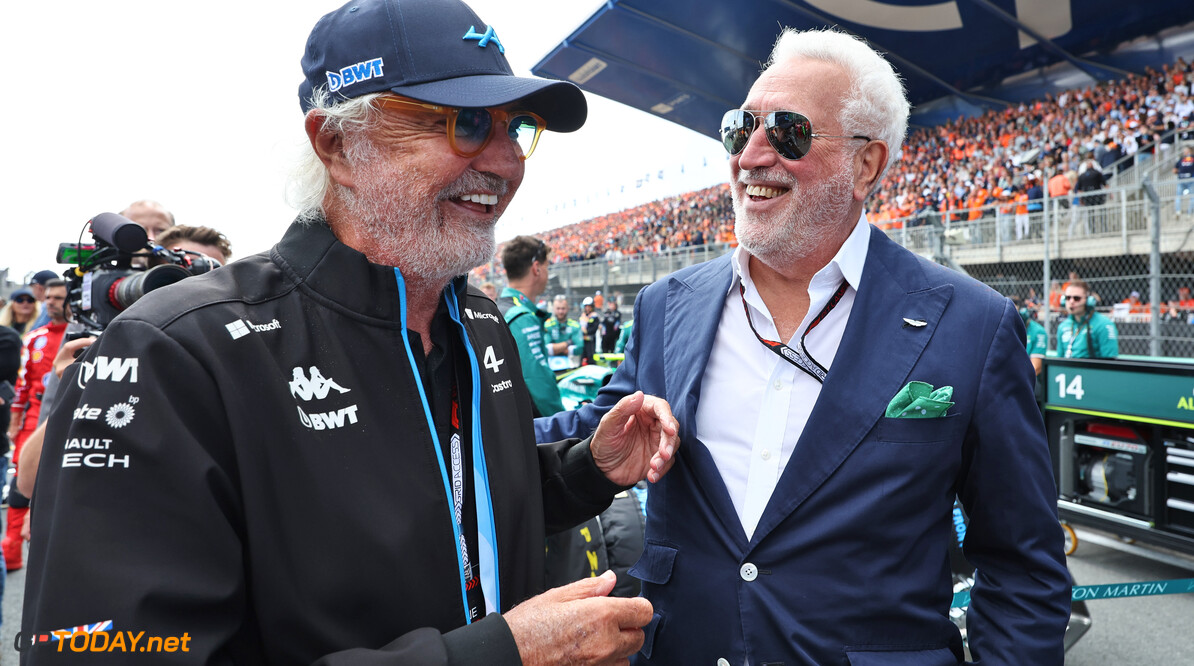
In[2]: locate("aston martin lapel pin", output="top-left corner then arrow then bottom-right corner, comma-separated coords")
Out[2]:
902,318 -> 928,328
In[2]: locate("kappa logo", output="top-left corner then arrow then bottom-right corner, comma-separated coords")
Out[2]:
76,356 -> 139,389
226,318 -> 282,340
289,366 -> 350,401
326,57 -> 384,92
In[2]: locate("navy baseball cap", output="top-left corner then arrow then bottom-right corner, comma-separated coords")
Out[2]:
30,270 -> 58,285
299,0 -> 587,132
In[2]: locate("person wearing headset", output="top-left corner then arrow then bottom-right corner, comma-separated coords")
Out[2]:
1058,279 -> 1119,358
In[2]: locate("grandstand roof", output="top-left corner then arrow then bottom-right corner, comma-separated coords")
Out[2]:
532,0 -> 1194,136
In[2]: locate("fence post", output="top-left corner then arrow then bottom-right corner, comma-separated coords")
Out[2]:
1122,191 -> 1130,253
1143,181 -> 1162,357
603,260 -> 610,301
564,262 -> 572,305
1043,188 -> 1053,350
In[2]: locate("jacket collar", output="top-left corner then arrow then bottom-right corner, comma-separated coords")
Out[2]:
272,219 -> 469,325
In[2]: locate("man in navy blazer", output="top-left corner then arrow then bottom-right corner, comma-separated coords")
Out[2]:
537,27 -> 1070,666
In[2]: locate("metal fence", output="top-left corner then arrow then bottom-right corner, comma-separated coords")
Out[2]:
540,151 -> 1194,359
895,166 -> 1194,359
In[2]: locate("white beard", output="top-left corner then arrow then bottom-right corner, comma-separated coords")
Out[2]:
339,139 -> 505,282
732,154 -> 856,271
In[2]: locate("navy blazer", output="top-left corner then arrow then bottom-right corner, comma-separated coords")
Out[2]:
536,227 -> 1070,665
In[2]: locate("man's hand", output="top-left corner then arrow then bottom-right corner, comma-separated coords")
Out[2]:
591,391 -> 679,486
54,337 -> 95,378
505,570 -> 652,666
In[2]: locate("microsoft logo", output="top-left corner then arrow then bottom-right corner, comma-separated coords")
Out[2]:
226,320 -> 251,340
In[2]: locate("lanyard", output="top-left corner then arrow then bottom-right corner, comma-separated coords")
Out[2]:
394,269 -> 499,624
1064,315 -> 1091,359
739,279 -> 849,383
447,386 -> 486,620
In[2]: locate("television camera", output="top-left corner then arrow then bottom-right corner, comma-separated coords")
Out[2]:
57,212 -> 220,334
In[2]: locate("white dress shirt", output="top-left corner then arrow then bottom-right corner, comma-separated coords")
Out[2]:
694,214 -> 870,540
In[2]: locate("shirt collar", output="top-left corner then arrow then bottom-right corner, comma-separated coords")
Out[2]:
728,211 -> 871,296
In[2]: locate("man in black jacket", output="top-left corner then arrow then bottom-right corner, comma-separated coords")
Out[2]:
1076,158 -> 1107,234
21,1 -> 678,664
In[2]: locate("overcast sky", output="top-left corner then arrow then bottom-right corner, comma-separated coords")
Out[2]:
0,0 -> 729,283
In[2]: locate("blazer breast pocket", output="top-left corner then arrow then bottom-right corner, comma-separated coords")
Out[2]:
628,542 -> 677,585
874,414 -> 961,444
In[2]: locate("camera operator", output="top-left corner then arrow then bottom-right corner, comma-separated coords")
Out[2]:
121,200 -> 174,241
152,224 -> 233,266
121,199 -> 175,268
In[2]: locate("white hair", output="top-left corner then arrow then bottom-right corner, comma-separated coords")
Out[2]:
286,87 -> 386,223
766,28 -> 909,179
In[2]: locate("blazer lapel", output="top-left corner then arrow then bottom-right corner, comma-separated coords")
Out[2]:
749,229 -> 954,547
663,255 -> 733,429
663,255 -> 750,546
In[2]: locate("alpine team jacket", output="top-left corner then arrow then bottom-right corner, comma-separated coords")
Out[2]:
23,221 -> 622,665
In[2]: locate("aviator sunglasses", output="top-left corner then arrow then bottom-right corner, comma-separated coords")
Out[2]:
376,95 -> 546,160
720,109 -> 870,161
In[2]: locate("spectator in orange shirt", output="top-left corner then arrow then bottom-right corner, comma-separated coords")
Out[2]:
1177,286 -> 1194,311
1122,290 -> 1147,314
1049,281 -> 1065,312
1014,187 -> 1030,240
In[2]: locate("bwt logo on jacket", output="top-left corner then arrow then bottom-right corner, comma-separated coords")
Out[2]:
76,357 -> 139,389
296,404 -> 360,430
288,366 -> 360,431
326,58 -> 383,92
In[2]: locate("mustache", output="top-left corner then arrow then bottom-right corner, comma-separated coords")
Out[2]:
438,170 -> 510,201
736,167 -> 798,188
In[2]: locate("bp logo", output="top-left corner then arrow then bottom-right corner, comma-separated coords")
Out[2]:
105,401 -> 136,428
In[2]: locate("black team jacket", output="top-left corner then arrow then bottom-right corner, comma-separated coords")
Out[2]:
22,220 -> 621,665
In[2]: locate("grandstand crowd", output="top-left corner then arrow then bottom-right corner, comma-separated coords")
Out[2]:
475,56 -> 1194,302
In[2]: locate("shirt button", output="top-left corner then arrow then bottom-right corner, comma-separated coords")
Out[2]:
773,380 -> 783,391
761,449 -> 771,461
717,659 -> 730,666
740,562 -> 758,582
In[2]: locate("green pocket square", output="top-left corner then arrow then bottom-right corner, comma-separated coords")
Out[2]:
885,381 -> 954,418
